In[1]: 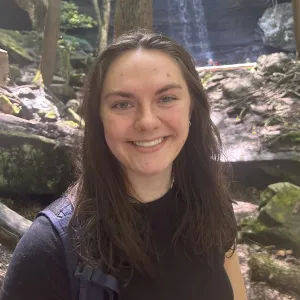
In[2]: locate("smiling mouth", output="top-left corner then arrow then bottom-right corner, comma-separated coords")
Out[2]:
131,137 -> 166,148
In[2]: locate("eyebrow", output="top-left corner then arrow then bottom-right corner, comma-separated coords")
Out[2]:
103,83 -> 182,100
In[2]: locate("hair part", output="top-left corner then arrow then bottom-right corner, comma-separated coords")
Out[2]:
69,29 -> 237,281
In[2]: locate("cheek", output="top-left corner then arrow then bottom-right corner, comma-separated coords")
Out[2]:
102,114 -> 129,146
168,106 -> 190,132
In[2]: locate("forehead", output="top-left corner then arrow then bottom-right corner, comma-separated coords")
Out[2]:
102,49 -> 187,91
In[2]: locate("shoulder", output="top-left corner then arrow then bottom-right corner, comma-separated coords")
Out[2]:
37,195 -> 74,235
0,198 -> 72,300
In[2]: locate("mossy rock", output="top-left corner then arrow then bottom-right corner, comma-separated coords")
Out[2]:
70,71 -> 85,86
57,120 -> 80,129
60,34 -> 94,53
0,29 -> 34,65
0,130 -> 73,196
9,64 -> 22,83
55,46 -> 72,84
241,182 -> 300,256
70,51 -> 92,69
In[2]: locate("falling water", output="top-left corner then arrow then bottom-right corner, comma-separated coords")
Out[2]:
192,0 -> 212,60
167,0 -> 212,63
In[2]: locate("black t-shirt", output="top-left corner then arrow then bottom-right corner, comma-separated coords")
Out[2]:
0,188 -> 233,300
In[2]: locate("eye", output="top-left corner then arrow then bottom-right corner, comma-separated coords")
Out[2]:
159,96 -> 177,103
112,102 -> 133,110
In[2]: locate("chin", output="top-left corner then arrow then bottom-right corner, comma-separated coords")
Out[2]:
137,165 -> 172,177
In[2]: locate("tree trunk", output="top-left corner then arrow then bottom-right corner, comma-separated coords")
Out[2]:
0,203 -> 32,250
292,0 -> 300,60
100,0 -> 111,52
92,0 -> 103,52
40,0 -> 62,87
92,0 -> 111,53
249,254 -> 300,295
114,0 -> 152,38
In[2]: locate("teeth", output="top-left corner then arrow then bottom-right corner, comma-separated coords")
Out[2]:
133,137 -> 164,147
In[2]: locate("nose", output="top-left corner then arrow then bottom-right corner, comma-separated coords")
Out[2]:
134,107 -> 161,132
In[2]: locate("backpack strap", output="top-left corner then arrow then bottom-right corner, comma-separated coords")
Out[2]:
74,263 -> 119,300
37,196 -> 120,300
37,198 -> 79,300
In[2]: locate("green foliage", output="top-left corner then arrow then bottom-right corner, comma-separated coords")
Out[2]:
61,1 -> 97,31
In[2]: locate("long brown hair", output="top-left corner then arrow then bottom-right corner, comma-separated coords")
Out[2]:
69,29 -> 237,278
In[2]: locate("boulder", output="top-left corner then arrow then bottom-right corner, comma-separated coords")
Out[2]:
9,64 -> 22,83
0,30 -> 34,65
258,3 -> 295,51
49,83 -> 76,100
0,112 -> 77,197
222,75 -> 262,99
70,51 -> 93,69
14,0 -> 48,32
11,85 -> 60,122
61,34 -> 94,54
256,52 -> 292,75
240,182 -> 300,256
70,71 -> 86,87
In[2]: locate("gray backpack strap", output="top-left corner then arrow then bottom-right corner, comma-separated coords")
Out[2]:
75,263 -> 119,300
37,197 -> 120,300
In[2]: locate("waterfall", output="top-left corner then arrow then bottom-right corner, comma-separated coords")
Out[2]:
167,0 -> 212,63
192,0 -> 212,60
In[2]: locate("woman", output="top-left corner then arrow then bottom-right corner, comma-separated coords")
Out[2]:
0,30 -> 247,300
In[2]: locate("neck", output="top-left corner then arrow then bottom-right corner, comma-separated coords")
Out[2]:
126,167 -> 173,203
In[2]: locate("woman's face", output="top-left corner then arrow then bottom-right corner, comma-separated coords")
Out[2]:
100,49 -> 191,177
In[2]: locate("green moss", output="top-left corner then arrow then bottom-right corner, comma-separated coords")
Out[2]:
0,94 -> 20,115
0,29 -> 33,64
0,129 -> 56,145
44,111 -> 57,120
261,183 -> 300,224
0,129 -> 72,195
57,120 -> 79,128
201,72 -> 214,86
67,108 -> 85,126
